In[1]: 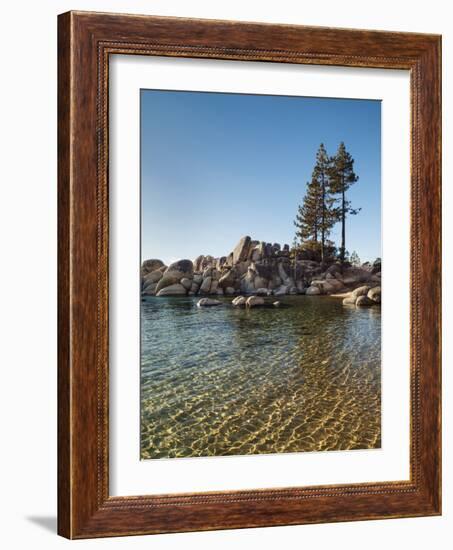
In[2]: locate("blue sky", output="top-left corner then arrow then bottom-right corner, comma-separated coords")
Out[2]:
141,90 -> 381,265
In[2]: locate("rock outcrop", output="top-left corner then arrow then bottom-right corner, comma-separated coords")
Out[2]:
141,235 -> 382,300
233,235 -> 251,264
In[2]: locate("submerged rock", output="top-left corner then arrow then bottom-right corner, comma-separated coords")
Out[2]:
197,298 -> 221,307
246,296 -> 265,307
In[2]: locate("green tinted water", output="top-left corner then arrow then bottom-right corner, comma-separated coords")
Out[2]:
140,295 -> 381,459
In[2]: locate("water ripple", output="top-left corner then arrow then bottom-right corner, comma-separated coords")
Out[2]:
141,296 -> 381,459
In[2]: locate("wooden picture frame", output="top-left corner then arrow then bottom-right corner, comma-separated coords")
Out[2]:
58,11 -> 441,539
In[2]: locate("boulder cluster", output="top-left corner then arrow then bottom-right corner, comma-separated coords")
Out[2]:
341,285 -> 381,307
196,296 -> 272,308
141,235 -> 381,307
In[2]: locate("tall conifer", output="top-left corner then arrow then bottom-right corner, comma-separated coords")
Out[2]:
330,142 -> 359,263
312,143 -> 338,263
294,144 -> 339,262
293,173 -> 322,243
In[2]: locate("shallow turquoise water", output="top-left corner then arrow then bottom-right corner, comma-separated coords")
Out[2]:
140,295 -> 381,459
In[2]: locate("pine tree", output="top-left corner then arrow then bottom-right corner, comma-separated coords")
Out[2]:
330,142 -> 360,263
293,173 -> 322,244
293,144 -> 339,263
313,143 -> 339,263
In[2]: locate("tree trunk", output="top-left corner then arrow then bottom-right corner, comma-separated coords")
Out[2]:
321,175 -> 325,263
341,186 -> 346,263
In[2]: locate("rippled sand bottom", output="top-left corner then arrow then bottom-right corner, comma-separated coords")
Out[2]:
141,296 -> 381,459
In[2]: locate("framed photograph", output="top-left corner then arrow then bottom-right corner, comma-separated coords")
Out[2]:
58,11 -> 441,538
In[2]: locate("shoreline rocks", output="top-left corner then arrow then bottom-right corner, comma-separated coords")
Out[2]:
342,285 -> 381,307
141,235 -> 382,303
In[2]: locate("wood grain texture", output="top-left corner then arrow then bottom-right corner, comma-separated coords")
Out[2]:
57,11 -> 72,538
57,11 -> 442,539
